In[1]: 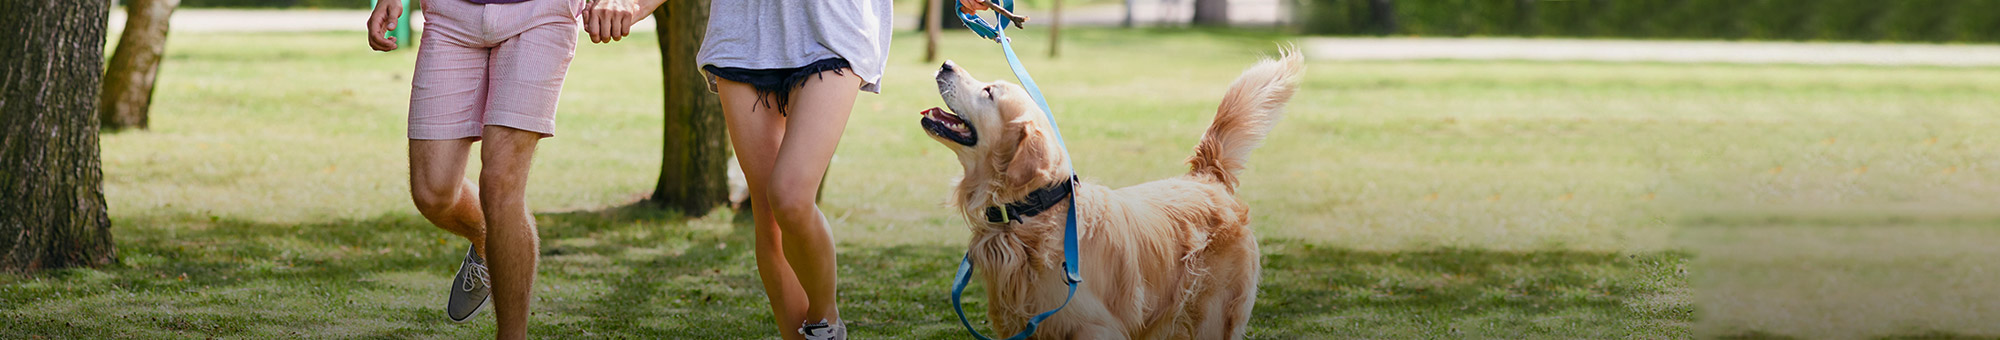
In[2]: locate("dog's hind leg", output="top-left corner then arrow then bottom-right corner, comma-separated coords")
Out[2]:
1194,247 -> 1260,340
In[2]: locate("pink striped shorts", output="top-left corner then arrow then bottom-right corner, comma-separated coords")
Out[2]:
408,0 -> 582,140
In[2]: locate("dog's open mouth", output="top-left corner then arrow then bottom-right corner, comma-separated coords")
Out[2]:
921,107 -> 977,146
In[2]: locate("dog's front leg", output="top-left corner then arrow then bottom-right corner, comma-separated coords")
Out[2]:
1065,324 -> 1127,340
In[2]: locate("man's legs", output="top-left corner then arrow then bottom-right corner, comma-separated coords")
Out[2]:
717,78 -> 812,340
410,139 -> 487,256
478,125 -> 543,340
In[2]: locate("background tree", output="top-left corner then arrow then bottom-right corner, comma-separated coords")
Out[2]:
925,0 -> 944,62
647,0 -> 731,217
1124,0 -> 1135,27
1050,0 -> 1064,57
919,0 -> 972,32
1192,0 -> 1228,26
1367,0 -> 1397,35
101,0 -> 181,131
0,0 -> 118,272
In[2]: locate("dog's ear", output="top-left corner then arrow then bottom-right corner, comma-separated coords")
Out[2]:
1005,117 -> 1066,189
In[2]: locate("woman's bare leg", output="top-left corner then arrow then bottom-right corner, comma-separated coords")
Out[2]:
717,78 -> 811,340
766,70 -> 862,325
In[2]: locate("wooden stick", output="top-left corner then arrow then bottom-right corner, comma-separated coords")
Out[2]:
966,0 -> 1030,28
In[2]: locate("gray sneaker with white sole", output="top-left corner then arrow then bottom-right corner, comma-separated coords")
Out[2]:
799,319 -> 847,340
446,245 -> 491,323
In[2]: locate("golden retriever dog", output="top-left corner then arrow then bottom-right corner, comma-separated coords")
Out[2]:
918,49 -> 1303,339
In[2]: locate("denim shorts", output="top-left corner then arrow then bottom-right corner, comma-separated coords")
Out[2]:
702,58 -> 851,116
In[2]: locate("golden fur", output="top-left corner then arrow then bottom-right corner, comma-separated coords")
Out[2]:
922,48 -> 1305,339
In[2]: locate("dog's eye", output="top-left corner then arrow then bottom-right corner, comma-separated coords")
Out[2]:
982,86 -> 994,100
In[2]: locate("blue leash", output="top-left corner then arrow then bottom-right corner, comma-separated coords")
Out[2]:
949,1 -> 1083,340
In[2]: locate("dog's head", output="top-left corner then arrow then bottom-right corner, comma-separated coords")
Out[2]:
922,61 -> 1071,210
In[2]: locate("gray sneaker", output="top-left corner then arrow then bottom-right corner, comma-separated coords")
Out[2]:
799,319 -> 847,340
446,245 -> 491,323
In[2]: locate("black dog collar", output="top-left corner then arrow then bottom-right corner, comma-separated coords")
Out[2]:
985,176 -> 1076,224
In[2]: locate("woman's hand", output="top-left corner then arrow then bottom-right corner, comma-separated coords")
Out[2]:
957,0 -> 1028,26
958,0 -> 990,13
366,0 -> 403,51
583,0 -> 655,43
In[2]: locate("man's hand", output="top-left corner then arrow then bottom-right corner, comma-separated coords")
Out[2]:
583,0 -> 646,43
367,0 -> 403,51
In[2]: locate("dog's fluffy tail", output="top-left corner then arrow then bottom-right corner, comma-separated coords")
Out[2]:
1187,47 -> 1305,190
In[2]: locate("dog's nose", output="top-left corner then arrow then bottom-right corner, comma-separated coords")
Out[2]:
940,61 -> 957,75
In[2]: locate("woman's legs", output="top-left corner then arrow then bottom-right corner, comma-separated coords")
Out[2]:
718,68 -> 864,338
717,78 -> 809,340
765,70 -> 861,325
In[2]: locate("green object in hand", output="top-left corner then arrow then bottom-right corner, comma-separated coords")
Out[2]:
372,0 -> 414,48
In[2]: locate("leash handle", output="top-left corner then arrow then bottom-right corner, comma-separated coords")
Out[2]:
958,0 -> 1015,42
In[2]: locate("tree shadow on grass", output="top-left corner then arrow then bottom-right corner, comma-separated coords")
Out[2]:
544,203 -> 974,338
0,202 -> 719,338
0,211 -> 486,338
1251,240 -> 1694,339
1,205 -> 1697,339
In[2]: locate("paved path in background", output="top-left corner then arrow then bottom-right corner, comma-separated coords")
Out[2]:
112,9 -> 395,33
1305,37 -> 2000,67
110,0 -> 1288,33
118,7 -> 2000,67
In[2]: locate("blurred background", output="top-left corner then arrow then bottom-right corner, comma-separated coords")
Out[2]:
6,0 -> 2000,338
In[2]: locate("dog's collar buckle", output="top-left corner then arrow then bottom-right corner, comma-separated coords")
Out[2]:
984,205 -> 1010,224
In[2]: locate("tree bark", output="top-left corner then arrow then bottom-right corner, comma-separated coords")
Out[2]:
1367,0 -> 1397,35
920,0 -> 971,31
100,0 -> 180,131
1049,0 -> 1064,58
0,0 -> 117,272
1123,0 -> 1134,28
1192,0 -> 1229,26
648,0 -> 731,217
925,0 -> 943,62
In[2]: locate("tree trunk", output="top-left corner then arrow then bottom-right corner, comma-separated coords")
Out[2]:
920,0 -> 971,31
1050,0 -> 1063,58
1122,0 -> 1134,27
1192,0 -> 1229,26
1512,0 -> 1538,35
925,0 -> 943,62
648,0 -> 731,217
0,0 -> 117,272
1368,0 -> 1397,35
100,0 -> 180,131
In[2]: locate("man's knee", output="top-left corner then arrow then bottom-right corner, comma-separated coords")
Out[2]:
411,179 -> 461,215
477,127 -> 540,204
474,170 -> 524,205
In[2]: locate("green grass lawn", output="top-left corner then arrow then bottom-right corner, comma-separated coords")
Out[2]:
9,27 -> 2000,338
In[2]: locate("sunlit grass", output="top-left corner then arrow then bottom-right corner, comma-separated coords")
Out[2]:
38,27 -> 2000,338
104,28 -> 2000,253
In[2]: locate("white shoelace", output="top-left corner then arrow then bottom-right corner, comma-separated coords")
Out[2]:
461,262 -> 491,292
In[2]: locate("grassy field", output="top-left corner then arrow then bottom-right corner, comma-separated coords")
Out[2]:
6,27 -> 2000,338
